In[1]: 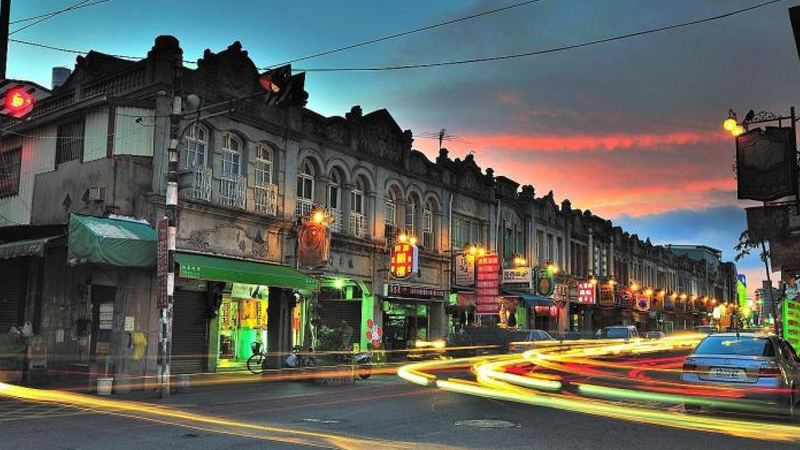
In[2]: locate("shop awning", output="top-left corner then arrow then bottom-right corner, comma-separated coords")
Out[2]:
174,252 -> 318,291
68,214 -> 156,267
0,236 -> 61,259
504,290 -> 554,307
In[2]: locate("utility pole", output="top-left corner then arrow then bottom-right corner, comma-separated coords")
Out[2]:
0,0 -> 11,80
157,63 -> 182,398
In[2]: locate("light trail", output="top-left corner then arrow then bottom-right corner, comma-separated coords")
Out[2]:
398,334 -> 800,442
0,381 -> 465,450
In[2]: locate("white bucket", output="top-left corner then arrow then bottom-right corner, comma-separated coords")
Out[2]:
96,377 -> 114,396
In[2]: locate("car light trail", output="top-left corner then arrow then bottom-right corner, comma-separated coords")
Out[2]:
399,334 -> 800,442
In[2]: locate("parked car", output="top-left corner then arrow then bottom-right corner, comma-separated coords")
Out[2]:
695,325 -> 716,335
681,333 -> 800,420
507,329 -> 555,353
645,331 -> 666,340
597,326 -> 640,341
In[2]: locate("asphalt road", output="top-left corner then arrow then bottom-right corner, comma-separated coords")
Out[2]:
1,373 -> 799,450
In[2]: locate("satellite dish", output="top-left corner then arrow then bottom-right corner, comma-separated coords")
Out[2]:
184,94 -> 201,112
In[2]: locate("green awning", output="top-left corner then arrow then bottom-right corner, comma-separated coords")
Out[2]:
0,236 -> 61,259
175,252 -> 318,291
68,214 -> 156,267
504,290 -> 554,307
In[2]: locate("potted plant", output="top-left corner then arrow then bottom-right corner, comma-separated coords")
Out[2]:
96,354 -> 114,396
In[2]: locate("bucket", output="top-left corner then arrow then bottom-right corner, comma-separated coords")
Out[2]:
96,377 -> 114,396
174,374 -> 190,394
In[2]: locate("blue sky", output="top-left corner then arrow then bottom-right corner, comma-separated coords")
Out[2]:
8,0 -> 799,293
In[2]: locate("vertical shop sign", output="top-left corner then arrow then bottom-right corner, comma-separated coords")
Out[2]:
784,298 -> 800,352
390,242 -> 419,278
157,219 -> 168,308
476,254 -> 500,314
454,253 -> 475,287
598,284 -> 614,308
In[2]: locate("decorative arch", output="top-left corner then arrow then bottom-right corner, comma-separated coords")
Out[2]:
423,191 -> 443,213
298,146 -> 324,174
352,165 -> 377,193
325,157 -> 354,186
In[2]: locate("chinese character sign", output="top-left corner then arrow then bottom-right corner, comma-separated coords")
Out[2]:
390,243 -> 419,278
576,281 -> 595,305
476,254 -> 500,314
454,253 -> 476,286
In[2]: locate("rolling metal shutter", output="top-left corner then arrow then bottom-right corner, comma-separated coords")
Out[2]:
171,290 -> 209,374
0,258 -> 28,333
318,300 -> 362,347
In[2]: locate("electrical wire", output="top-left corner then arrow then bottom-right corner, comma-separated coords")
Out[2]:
10,0 -> 117,25
10,0 -> 95,36
8,0 -> 786,73
267,0 -> 550,68
293,0 -> 788,72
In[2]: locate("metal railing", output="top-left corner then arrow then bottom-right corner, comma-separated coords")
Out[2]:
350,213 -> 367,238
219,174 -> 246,209
179,165 -> 212,202
295,198 -> 314,219
328,208 -> 342,233
252,183 -> 278,216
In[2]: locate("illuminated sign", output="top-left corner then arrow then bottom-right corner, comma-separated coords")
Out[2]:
598,284 -> 614,308
454,253 -> 476,287
476,254 -> 500,314
635,296 -> 651,312
576,281 -> 595,305
390,243 -> 419,278
298,221 -> 330,269
502,267 -> 531,289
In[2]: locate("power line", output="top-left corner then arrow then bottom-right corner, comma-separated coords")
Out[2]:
268,0 -> 549,68
293,0 -> 788,72
7,0 -> 787,73
10,0 -> 117,25
10,0 -> 95,35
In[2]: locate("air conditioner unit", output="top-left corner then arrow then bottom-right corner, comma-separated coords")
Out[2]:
88,186 -> 105,202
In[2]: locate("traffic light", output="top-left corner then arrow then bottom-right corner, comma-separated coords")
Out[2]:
259,64 -> 308,108
0,83 -> 37,119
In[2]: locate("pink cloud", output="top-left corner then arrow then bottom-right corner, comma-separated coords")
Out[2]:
459,131 -> 726,153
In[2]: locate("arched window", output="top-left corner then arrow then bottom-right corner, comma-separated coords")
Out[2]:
295,159 -> 315,217
350,177 -> 366,237
384,189 -> 397,239
423,201 -> 434,250
405,196 -> 417,235
181,123 -> 208,168
254,144 -> 273,186
221,132 -> 242,177
328,170 -> 342,232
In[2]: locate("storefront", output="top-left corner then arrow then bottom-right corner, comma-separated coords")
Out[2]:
173,252 -> 317,372
381,284 -> 446,359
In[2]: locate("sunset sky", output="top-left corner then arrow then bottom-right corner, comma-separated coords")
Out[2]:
9,0 -> 800,293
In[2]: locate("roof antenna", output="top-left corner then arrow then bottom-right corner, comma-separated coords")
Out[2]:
438,128 -> 446,151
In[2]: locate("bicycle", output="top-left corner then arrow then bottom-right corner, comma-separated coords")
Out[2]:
247,341 -> 266,374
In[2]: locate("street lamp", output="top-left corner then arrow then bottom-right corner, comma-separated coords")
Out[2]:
547,263 -> 559,274
723,109 -> 745,137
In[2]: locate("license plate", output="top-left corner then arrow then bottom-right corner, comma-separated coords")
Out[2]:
709,367 -> 746,381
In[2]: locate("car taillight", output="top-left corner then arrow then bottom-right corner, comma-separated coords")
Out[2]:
682,363 -> 697,371
509,345 -> 519,352
758,366 -> 781,377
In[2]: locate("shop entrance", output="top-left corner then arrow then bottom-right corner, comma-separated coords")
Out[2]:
216,285 -> 268,370
383,302 -> 429,359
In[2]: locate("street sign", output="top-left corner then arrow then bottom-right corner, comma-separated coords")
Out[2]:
502,267 -> 531,290
769,235 -> 800,272
598,284 -> 614,308
390,242 -> 419,279
746,204 -> 791,241
298,221 -> 331,269
454,253 -> 475,287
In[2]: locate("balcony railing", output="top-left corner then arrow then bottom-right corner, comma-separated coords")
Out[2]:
179,165 -> 212,202
252,183 -> 278,216
384,223 -> 398,242
219,175 -> 246,209
295,198 -> 314,219
350,213 -> 367,238
423,231 -> 434,251
328,208 -> 342,233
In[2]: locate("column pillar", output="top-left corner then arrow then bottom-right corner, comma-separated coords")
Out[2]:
342,182 -> 354,235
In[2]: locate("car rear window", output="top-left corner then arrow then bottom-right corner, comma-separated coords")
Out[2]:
694,336 -> 774,356
602,328 -> 630,339
509,331 -> 533,341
